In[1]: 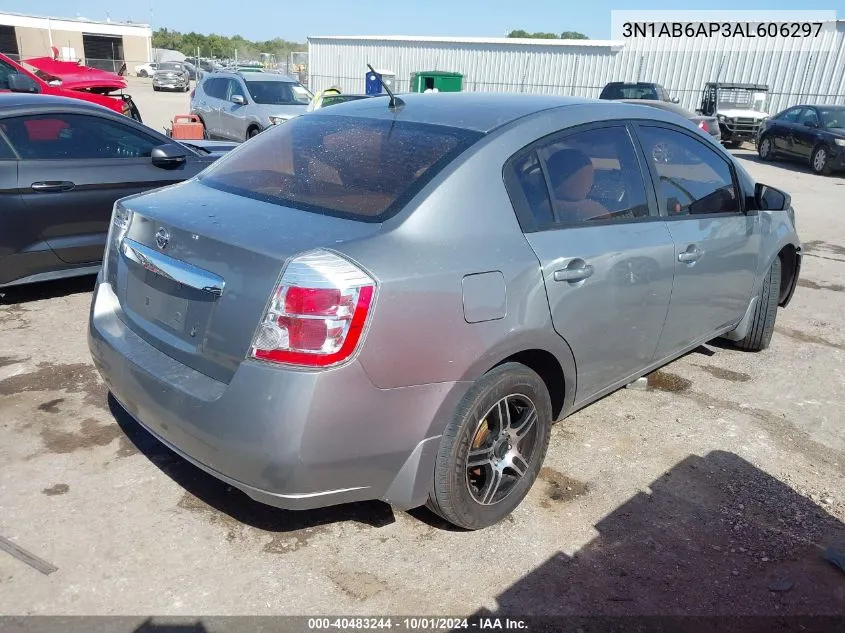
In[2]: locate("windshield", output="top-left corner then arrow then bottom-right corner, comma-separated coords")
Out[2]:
605,84 -> 659,100
246,80 -> 312,105
158,63 -> 184,72
717,88 -> 767,111
199,114 -> 482,222
818,107 -> 845,129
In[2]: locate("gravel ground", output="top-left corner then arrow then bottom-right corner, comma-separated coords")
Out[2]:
0,98 -> 843,618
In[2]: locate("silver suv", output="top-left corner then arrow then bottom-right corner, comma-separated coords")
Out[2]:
190,71 -> 312,141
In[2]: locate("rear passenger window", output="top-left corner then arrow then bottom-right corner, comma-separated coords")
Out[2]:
506,125 -> 652,229
0,132 -> 14,160
637,126 -> 740,216
204,78 -> 226,99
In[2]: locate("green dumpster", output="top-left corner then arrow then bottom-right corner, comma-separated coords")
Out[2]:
410,70 -> 463,93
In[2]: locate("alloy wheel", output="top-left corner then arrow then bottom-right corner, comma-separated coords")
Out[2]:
465,394 -> 539,506
814,148 -> 827,173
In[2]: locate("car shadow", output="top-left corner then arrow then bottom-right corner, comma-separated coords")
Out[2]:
462,450 -> 845,622
109,395 -> 397,533
0,274 -> 97,305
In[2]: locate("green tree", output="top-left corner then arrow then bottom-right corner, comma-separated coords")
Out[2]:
506,29 -> 588,39
151,28 -> 306,60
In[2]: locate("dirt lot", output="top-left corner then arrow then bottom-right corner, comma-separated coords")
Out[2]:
0,118 -> 844,616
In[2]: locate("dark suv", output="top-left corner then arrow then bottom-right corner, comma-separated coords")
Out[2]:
600,82 -> 678,103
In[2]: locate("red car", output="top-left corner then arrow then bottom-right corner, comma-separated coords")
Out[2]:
0,50 -> 141,121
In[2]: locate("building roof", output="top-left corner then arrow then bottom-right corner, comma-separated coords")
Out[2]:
0,11 -> 151,36
308,35 -> 622,48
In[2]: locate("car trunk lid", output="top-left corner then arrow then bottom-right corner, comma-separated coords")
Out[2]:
110,180 -> 381,383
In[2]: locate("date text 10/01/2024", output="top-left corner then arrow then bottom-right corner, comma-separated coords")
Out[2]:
307,618 -> 528,630
623,22 -> 824,38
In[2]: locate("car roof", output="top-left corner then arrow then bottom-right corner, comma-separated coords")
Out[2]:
308,92 -> 598,133
209,70 -> 298,82
0,93 -> 116,115
605,81 -> 662,87
618,98 -> 693,116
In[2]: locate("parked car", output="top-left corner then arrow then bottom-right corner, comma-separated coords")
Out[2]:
698,82 -> 770,148
307,87 -> 374,111
618,99 -> 721,142
757,104 -> 845,175
0,94 -> 237,289
88,93 -> 801,530
134,62 -> 158,78
182,62 -> 198,81
600,82 -> 678,103
153,62 -> 190,92
1,52 -> 141,121
191,70 -> 312,141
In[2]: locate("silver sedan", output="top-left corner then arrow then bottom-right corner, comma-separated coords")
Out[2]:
89,93 -> 801,530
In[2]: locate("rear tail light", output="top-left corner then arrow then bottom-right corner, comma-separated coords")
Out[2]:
250,250 -> 376,368
698,120 -> 709,132
102,203 -> 133,279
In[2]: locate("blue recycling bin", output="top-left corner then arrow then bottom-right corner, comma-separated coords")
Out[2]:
365,69 -> 395,95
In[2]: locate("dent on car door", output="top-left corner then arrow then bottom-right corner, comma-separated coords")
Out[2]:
8,112 -> 186,265
634,123 -> 760,359
505,123 -> 676,403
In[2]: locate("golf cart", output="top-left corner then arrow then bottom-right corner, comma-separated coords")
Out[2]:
698,82 -> 769,148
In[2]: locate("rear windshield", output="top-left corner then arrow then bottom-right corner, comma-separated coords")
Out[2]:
246,80 -> 312,105
199,114 -> 483,222
602,84 -> 659,100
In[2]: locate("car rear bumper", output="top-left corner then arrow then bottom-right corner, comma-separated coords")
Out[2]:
88,278 -> 466,511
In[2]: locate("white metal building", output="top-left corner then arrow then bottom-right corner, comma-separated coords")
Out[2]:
308,23 -> 845,113
0,12 -> 152,71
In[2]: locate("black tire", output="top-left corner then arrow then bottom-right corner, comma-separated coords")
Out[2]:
733,257 -> 781,352
247,127 -> 260,140
758,135 -> 774,161
811,145 -> 832,175
153,86 -> 160,92
427,362 -> 552,530
138,70 -> 148,78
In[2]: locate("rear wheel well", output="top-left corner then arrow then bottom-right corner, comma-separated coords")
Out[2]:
494,349 -> 566,420
777,244 -> 798,305
247,124 -> 261,138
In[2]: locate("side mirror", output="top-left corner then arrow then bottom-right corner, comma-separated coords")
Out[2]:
8,73 -> 39,93
754,183 -> 789,211
231,94 -> 246,106
151,143 -> 188,169
672,97 -> 680,104
803,120 -> 818,128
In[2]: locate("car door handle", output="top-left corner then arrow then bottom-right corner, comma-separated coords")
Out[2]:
678,247 -> 704,263
31,181 -> 75,192
554,263 -> 594,282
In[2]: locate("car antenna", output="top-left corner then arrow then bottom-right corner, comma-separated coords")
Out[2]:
367,64 -> 404,110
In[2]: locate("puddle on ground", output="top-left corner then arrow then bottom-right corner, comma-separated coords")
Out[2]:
37,398 -> 65,413
646,371 -> 692,393
803,240 -> 845,257
539,467 -> 589,508
42,483 -> 69,496
0,362 -> 106,409
38,417 -> 122,455
697,365 -> 751,383
797,279 -> 845,293
775,327 -> 845,352
0,355 -> 26,369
